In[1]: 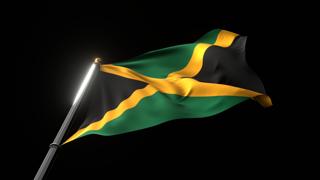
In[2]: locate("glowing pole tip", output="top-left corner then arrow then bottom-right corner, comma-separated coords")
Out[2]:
73,63 -> 96,105
94,57 -> 101,64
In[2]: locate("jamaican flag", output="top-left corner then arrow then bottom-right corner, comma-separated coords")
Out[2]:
64,29 -> 272,144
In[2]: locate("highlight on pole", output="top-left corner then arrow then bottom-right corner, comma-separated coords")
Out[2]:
73,58 -> 100,105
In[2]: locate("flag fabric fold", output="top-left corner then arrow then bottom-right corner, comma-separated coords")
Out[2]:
64,29 -> 272,144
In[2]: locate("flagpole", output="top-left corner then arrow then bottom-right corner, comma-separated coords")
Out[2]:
34,58 -> 101,180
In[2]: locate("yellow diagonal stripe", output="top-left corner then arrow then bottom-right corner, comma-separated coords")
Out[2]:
167,43 -> 211,78
64,85 -> 157,144
214,30 -> 239,47
168,30 -> 238,78
101,64 -> 270,105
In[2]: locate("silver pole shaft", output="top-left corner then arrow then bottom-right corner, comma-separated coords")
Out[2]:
34,59 -> 100,180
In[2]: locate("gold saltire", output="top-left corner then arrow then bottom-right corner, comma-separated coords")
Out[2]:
64,30 -> 271,144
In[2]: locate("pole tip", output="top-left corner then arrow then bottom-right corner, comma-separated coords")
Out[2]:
94,57 -> 102,64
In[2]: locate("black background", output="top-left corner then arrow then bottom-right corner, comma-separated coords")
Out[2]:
15,1 -> 303,179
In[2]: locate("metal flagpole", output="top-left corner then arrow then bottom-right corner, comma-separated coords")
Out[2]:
34,58 -> 101,180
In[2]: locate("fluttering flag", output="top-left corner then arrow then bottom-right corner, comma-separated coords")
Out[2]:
64,29 -> 272,144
